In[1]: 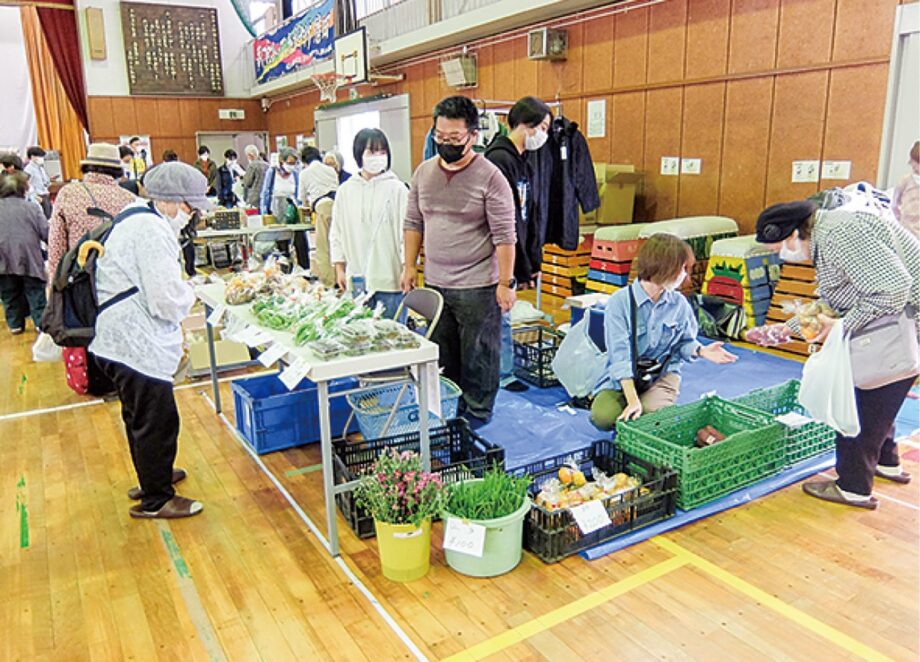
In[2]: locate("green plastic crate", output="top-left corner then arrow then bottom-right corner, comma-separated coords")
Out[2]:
730,380 -> 837,467
615,397 -> 785,510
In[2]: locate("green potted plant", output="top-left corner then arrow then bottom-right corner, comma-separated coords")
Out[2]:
353,449 -> 446,582
442,466 -> 532,577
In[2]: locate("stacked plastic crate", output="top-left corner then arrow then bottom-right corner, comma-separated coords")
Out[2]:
585,224 -> 647,295
540,238 -> 592,318
701,235 -> 781,328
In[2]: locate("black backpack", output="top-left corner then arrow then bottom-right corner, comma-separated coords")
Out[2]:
41,205 -> 148,347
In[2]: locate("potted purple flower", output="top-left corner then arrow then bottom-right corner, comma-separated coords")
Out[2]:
354,449 -> 446,582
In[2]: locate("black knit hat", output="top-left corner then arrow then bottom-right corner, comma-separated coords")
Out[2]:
755,200 -> 817,243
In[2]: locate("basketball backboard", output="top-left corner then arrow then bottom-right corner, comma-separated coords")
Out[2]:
334,27 -> 368,85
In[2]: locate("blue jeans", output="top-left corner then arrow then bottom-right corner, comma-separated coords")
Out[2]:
499,312 -> 514,386
368,291 -> 404,319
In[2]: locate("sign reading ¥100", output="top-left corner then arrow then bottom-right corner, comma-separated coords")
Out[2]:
253,0 -> 334,85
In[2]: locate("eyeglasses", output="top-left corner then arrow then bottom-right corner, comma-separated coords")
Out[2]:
434,132 -> 471,146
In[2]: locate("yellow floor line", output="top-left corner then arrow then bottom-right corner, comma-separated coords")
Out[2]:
653,538 -> 894,662
442,555 -> 688,662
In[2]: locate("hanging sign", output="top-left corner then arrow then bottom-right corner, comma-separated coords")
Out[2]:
253,0 -> 335,85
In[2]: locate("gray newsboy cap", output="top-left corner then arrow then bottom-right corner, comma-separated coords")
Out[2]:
143,162 -> 213,210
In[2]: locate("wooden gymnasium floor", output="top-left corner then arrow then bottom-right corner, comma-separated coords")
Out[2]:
1,327 -> 918,661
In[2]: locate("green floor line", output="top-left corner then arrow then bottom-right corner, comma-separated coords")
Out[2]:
16,476 -> 28,549
284,463 -> 324,477
160,527 -> 191,579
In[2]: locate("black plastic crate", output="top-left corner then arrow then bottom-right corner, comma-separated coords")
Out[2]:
512,326 -> 563,388
332,418 -> 505,539
508,440 -> 678,563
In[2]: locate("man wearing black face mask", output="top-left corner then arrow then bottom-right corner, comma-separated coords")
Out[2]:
402,96 -> 517,428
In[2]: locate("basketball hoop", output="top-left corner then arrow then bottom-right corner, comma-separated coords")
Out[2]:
312,73 -> 347,103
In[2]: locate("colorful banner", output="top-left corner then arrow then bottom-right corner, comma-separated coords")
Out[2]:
253,0 -> 335,85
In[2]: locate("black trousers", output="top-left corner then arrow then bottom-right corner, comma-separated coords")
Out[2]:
430,285 -> 501,423
0,274 -> 46,330
292,230 -> 310,269
836,375 -> 914,495
96,356 -> 180,511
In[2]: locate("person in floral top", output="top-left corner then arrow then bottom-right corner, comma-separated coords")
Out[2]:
47,143 -> 137,276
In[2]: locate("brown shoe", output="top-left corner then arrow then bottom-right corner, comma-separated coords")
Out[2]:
129,495 -> 203,519
802,480 -> 878,510
874,467 -> 912,484
127,468 -> 187,500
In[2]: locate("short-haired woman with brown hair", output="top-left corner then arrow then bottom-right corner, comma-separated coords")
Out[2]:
0,172 -> 49,334
591,233 -> 738,430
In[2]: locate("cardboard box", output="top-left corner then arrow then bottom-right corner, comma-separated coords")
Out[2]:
597,164 -> 642,225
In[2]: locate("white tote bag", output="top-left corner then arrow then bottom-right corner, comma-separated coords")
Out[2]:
31,332 -> 62,363
551,317 -> 607,398
798,323 -> 860,437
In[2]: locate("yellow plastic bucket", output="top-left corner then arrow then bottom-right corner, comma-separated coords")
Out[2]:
375,520 -> 432,582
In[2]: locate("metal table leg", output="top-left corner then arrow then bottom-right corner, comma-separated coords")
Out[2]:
417,360 -> 431,472
317,380 -> 339,556
204,304 -> 222,414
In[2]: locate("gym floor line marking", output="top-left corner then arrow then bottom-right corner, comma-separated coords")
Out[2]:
441,555 -> 689,662
157,522 -> 228,662
203,391 -> 429,662
653,538 -> 893,662
16,475 -> 28,549
284,463 -> 324,477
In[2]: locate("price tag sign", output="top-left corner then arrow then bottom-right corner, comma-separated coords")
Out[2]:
243,329 -> 273,348
777,412 -> 813,429
258,343 -> 287,368
279,358 -> 308,391
570,500 -> 611,535
443,517 -> 486,558
206,304 -> 226,326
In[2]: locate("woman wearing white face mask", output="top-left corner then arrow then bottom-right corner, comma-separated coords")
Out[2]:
329,128 -> 408,317
257,147 -> 304,263
590,234 -> 738,430
754,199 -> 920,509
892,140 -> 919,239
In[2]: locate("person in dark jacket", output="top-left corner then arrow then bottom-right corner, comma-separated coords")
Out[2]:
217,149 -> 240,207
527,116 -> 600,251
0,172 -> 48,333
485,96 -> 552,393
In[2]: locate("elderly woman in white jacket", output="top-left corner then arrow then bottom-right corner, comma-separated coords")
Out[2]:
330,128 -> 408,318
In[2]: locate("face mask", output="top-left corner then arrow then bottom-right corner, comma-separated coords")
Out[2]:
281,163 -> 294,174
437,140 -> 467,164
363,154 -> 388,175
779,236 -> 810,262
662,270 -> 686,292
912,173 -> 920,185
167,207 -> 191,236
525,128 -> 548,152
200,154 -> 209,162
35,157 -> 45,166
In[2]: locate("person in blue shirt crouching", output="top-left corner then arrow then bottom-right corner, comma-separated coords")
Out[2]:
591,233 -> 738,430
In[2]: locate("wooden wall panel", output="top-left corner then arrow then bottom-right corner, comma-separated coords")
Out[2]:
647,0 -> 687,84
109,97 -> 138,136
765,71 -> 828,205
422,59 -> 441,115
179,99 -> 201,137
87,97 -> 114,138
776,0 -> 836,67
134,98 -> 161,136
610,92 -> 646,168
157,99 -> 183,136
820,63 -> 890,186
728,0 -> 780,73
490,39 -> 516,105
719,78 -> 774,234
678,83 -> 725,217
405,63 -> 425,118
582,15 -> 614,93
685,0 -> 731,79
512,48 -> 539,101
644,88 -> 683,220
832,0 -> 898,61
613,7 -> 649,88
476,45 -> 496,102
538,23 -> 583,100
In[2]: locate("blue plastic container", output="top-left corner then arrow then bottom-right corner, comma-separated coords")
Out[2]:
231,374 -> 359,454
346,377 -> 462,440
